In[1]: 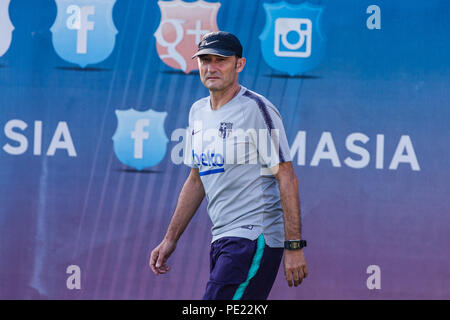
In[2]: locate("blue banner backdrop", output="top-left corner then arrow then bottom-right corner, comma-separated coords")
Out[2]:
0,0 -> 449,299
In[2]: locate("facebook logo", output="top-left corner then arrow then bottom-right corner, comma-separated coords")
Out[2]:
51,0 -> 118,68
113,109 -> 169,171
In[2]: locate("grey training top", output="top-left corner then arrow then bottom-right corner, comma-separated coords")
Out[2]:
184,86 -> 292,248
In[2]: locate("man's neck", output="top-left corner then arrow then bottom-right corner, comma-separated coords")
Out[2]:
209,83 -> 241,110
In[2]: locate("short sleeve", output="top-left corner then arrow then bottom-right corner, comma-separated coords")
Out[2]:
183,108 -> 198,168
243,91 -> 291,168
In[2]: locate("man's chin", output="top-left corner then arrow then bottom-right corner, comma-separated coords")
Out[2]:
205,84 -> 223,91
202,78 -> 223,90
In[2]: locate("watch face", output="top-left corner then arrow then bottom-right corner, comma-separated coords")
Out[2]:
284,240 -> 306,250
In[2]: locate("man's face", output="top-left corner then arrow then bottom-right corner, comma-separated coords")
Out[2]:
197,54 -> 245,91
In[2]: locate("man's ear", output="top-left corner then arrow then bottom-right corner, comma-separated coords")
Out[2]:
235,57 -> 246,73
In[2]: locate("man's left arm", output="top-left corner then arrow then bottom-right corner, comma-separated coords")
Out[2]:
274,161 -> 308,287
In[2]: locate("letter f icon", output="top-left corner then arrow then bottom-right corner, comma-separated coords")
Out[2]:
78,6 -> 95,54
131,119 -> 150,159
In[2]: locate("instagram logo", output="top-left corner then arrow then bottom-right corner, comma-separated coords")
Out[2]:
259,2 -> 325,76
274,18 -> 312,58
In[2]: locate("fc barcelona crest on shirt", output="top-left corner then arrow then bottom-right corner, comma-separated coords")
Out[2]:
154,0 -> 220,74
218,122 -> 233,139
51,0 -> 118,68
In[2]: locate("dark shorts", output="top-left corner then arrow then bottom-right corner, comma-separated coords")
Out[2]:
203,234 -> 283,300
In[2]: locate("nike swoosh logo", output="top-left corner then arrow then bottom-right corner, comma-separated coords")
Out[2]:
192,130 -> 202,135
203,40 -> 220,46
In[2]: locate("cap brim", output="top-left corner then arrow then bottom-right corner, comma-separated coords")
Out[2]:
192,48 -> 236,59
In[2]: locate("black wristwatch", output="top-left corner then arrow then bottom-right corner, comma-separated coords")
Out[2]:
284,240 -> 307,250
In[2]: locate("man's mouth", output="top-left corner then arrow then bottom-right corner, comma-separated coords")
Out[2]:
206,75 -> 220,80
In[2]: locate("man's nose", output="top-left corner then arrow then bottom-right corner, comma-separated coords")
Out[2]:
207,61 -> 219,73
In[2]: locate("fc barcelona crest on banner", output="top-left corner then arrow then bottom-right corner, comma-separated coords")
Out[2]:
259,1 -> 326,76
0,0 -> 14,58
51,0 -> 118,68
154,0 -> 220,74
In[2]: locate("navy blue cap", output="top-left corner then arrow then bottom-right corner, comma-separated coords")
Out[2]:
192,31 -> 243,59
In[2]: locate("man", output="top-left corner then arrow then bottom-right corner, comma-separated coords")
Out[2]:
149,31 -> 307,300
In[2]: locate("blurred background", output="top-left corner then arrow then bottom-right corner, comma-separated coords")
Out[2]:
0,0 -> 449,299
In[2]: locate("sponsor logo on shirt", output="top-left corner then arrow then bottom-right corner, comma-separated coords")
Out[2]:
192,150 -> 224,168
192,150 -> 225,176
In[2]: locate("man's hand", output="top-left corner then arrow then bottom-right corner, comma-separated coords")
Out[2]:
284,249 -> 308,287
149,239 -> 177,276
149,169 -> 205,276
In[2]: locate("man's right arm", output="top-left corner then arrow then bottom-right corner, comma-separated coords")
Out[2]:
149,168 -> 205,275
